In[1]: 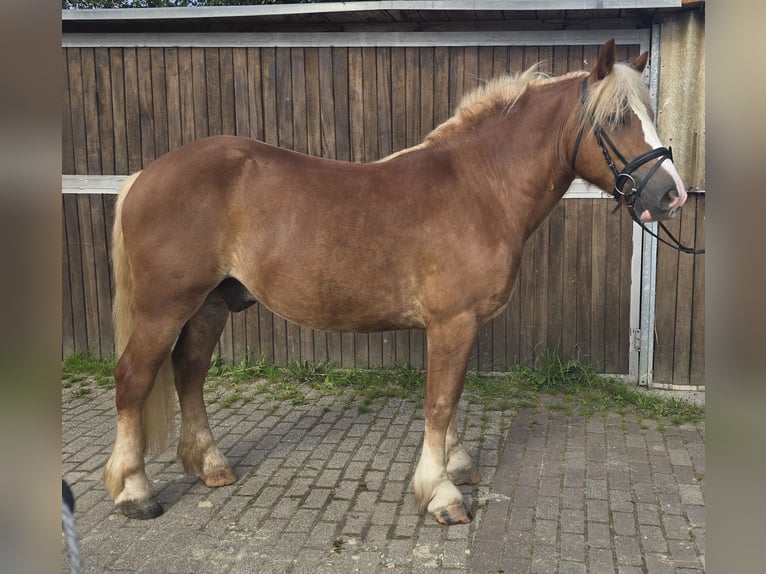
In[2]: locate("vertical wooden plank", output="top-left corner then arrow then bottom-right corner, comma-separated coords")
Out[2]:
492,45 -> 509,77
689,196 -> 705,384
94,48 -> 115,174
205,48 -> 223,137
433,46 -> 450,125
318,47 -> 336,159
590,197 -> 607,367
123,48 -> 143,172
389,48 -> 407,155
332,48 -> 350,161
231,48 -> 250,137
275,47 -> 294,148
477,45 -> 493,89
517,235 -> 536,365
575,199 -> 593,358
80,48 -> 102,174
77,195 -> 100,355
654,213 -> 680,383
448,46 -> 465,113
191,47 -> 209,140
348,48 -> 365,163
671,200 -> 697,383
103,194 -> 117,306
219,47 -> 236,136
603,197 -> 623,372
67,48 -> 88,175
178,48 -> 196,146
534,219 -> 551,357
304,48 -> 322,158
90,195 -> 114,356
546,202 -> 565,354
246,48 -> 264,141
62,50 -> 75,175
62,198 -> 74,357
137,48 -> 156,167
64,195 -> 87,353
150,48 -> 169,159
165,48 -> 183,153
616,209 -> 632,374
110,49 -> 129,174
289,49 -> 307,148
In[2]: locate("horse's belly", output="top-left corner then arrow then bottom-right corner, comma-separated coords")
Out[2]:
236,266 -> 424,334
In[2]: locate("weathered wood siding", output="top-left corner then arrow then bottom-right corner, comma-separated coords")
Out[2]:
653,193 -> 705,386
63,43 -> 650,374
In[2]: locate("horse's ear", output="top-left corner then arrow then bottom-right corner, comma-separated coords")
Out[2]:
594,38 -> 616,80
630,51 -> 649,73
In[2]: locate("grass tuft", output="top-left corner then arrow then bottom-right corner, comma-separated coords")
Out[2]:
61,349 -> 702,425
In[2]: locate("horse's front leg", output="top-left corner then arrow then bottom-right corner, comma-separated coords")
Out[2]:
414,315 -> 478,525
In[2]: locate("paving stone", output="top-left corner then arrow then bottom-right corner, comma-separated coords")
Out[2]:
62,384 -> 704,574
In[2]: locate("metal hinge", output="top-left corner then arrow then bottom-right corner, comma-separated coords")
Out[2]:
631,328 -> 642,352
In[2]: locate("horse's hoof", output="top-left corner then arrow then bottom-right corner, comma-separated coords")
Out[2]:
202,467 -> 238,488
432,503 -> 473,526
117,499 -> 164,520
448,466 -> 482,486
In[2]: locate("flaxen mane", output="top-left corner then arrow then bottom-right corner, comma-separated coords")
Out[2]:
380,61 -> 649,161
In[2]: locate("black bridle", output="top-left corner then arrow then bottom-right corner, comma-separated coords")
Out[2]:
571,77 -> 704,255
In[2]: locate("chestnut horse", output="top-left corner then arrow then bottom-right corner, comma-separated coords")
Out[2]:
104,39 -> 686,525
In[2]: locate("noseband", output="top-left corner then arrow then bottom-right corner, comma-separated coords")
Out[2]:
570,76 -> 704,255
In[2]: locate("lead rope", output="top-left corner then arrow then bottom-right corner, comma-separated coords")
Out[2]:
63,481 -> 83,574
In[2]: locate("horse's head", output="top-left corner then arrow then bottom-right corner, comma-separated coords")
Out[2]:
571,39 -> 687,223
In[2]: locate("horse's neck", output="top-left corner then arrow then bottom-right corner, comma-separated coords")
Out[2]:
447,85 -> 578,240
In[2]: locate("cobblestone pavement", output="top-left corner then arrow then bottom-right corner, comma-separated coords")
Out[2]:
62,383 -> 704,573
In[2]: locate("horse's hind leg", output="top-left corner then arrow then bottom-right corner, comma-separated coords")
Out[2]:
105,318 -> 182,519
446,412 -> 482,486
173,290 -> 238,488
414,314 -> 478,525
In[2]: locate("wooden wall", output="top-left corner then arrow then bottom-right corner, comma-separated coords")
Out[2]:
63,43 -> 664,376
653,193 -> 705,386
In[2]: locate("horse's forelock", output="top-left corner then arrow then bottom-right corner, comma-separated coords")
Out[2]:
582,63 -> 651,131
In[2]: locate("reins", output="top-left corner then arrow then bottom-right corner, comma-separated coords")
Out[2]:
571,76 -> 704,255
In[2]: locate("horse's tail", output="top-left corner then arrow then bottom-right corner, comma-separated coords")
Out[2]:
112,171 -> 175,454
